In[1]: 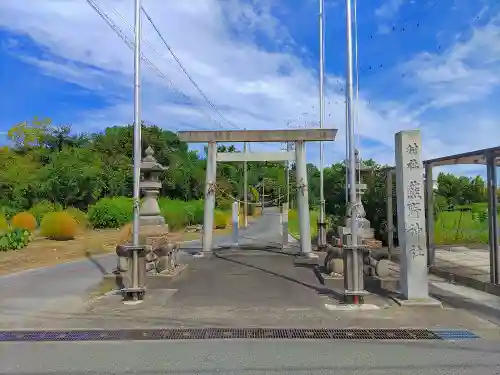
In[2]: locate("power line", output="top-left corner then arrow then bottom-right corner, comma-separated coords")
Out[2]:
141,5 -> 239,130
85,0 -> 228,131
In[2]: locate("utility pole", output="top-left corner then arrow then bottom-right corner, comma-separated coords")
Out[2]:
345,0 -> 362,303
243,141 -> 248,228
286,142 -> 291,207
318,0 -> 327,249
130,0 -> 142,302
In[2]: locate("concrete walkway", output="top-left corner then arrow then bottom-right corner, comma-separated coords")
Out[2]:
0,209 -> 288,329
434,246 -> 491,282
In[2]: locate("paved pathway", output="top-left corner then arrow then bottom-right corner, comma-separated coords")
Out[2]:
0,209 -> 286,329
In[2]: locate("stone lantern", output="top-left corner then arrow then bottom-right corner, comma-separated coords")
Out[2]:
139,146 -> 166,227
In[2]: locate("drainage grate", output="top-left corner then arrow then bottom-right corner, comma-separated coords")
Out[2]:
0,328 -> 451,342
432,330 -> 480,341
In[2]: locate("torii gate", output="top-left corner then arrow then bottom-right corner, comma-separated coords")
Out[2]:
177,129 -> 338,258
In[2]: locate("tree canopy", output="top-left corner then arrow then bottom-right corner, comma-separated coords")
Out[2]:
0,117 -> 493,244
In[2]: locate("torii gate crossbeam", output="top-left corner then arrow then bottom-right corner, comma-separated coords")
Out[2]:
177,128 -> 338,257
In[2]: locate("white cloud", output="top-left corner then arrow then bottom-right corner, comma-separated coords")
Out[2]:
403,16 -> 500,109
375,0 -> 405,19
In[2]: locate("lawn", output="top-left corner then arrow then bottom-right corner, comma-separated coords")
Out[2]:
288,209 -> 319,238
434,202 -> 498,245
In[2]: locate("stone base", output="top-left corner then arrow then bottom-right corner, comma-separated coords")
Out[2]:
148,264 -> 188,278
104,264 -> 187,281
193,251 -> 213,259
139,223 -> 169,236
324,303 -> 380,311
294,253 -> 320,265
391,295 -> 443,307
140,216 -> 166,227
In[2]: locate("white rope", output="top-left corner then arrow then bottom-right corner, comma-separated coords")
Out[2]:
215,186 -> 289,206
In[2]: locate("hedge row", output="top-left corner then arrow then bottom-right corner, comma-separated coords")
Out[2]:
87,197 -> 207,229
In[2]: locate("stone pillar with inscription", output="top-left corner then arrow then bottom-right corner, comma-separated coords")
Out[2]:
395,130 -> 432,302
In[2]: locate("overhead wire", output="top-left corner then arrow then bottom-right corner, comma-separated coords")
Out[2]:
105,1 -> 301,133
141,5 -> 239,130
85,0 -> 230,131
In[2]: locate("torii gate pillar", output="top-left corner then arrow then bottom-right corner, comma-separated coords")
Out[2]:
295,140 -> 312,255
178,129 -> 338,255
202,141 -> 217,253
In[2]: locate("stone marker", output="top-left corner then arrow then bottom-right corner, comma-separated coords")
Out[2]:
395,130 -> 430,301
232,201 -> 239,247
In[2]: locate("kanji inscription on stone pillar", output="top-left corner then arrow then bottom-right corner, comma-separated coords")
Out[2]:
395,130 -> 429,300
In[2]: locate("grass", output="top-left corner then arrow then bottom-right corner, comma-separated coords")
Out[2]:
288,209 -> 319,238
434,203 -> 497,245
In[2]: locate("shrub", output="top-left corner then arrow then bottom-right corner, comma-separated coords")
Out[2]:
65,207 -> 89,229
159,199 -> 204,230
88,197 -> 134,229
249,186 -> 259,202
11,212 -> 37,231
0,215 -> 8,232
40,211 -> 78,240
0,206 -> 18,220
29,200 -> 63,224
184,200 -> 204,225
217,197 -> 233,211
0,228 -> 31,251
214,210 -> 227,229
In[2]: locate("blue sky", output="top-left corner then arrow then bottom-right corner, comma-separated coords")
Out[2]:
0,0 -> 499,177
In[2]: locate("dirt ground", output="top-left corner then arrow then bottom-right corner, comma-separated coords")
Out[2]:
0,229 -> 203,276
0,210 -> 259,277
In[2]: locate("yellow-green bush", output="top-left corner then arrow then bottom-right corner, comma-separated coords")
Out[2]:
249,186 -> 259,202
214,210 -> 227,229
29,200 -> 63,225
40,211 -> 78,240
0,215 -> 9,232
65,207 -> 89,229
11,212 -> 37,231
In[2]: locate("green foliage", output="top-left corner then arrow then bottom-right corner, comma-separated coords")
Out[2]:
0,206 -> 18,221
287,209 -> 319,237
0,215 -> 8,232
217,197 -> 233,211
65,207 -> 89,229
40,211 -> 78,240
159,199 -> 204,230
88,197 -> 134,229
29,200 -> 63,224
11,212 -> 37,231
2,115 -> 497,248
0,228 -> 31,251
214,210 -> 227,229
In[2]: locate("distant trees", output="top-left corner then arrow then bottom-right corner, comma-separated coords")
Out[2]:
0,116 -> 491,245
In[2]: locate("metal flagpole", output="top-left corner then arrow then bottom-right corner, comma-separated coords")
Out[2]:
243,141 -> 248,228
345,0 -> 362,302
318,0 -> 326,249
130,0 -> 142,301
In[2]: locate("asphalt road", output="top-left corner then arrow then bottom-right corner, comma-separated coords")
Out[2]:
1,339 -> 499,374
0,208 -> 287,328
